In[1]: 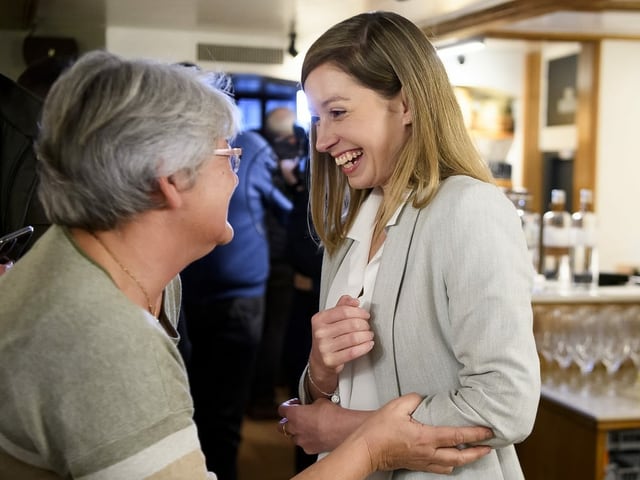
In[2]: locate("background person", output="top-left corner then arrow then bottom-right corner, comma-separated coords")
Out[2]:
282,11 -> 540,480
248,106 -> 307,419
181,127 -> 291,480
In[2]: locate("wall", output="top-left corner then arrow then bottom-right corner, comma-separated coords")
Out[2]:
0,30 -> 28,80
441,41 -> 526,187
596,40 -> 640,272
106,26 -> 304,80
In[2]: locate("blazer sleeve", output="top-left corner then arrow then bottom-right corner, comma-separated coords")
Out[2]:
405,178 -> 541,447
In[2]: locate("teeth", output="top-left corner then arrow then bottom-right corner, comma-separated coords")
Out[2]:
334,150 -> 363,166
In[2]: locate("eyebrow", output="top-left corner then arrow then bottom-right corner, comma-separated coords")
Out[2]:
319,95 -> 349,109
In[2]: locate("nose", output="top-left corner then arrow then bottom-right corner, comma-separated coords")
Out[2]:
314,122 -> 338,153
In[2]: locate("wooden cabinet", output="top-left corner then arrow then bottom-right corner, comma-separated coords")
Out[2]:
517,385 -> 640,480
519,284 -> 640,480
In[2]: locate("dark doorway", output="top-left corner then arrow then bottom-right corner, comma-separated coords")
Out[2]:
541,151 -> 574,213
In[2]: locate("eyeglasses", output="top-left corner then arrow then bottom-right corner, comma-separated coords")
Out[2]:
213,147 -> 242,173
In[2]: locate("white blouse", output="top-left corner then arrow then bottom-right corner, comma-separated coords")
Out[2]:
323,188 -> 406,480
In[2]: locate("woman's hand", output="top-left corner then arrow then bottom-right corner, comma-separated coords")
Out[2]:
278,398 -> 373,453
307,294 -> 373,394
359,393 -> 494,474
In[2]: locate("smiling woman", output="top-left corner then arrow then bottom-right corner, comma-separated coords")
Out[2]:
279,11 -> 541,480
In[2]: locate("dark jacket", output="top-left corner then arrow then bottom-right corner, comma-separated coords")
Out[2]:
181,130 -> 292,303
0,73 -> 49,253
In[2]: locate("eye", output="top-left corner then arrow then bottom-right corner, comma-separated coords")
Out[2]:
329,109 -> 345,119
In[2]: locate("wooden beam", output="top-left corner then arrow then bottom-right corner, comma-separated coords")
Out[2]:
421,0 -> 640,42
563,0 -> 640,11
485,30 -> 640,42
422,0 -> 562,41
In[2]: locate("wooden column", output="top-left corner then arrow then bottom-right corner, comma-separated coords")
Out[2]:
574,41 -> 600,208
522,48 -> 543,212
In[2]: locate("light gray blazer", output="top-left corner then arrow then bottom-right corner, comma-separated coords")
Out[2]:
303,175 -> 541,479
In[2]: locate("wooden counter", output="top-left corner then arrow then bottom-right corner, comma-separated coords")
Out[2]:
532,282 -> 640,305
519,283 -> 640,480
517,380 -> 640,480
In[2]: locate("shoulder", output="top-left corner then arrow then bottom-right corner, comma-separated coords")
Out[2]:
429,175 -> 515,217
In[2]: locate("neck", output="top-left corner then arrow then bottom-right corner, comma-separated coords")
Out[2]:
87,229 -> 160,317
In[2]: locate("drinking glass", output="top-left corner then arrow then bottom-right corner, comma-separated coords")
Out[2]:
569,306 -> 601,376
599,305 -> 632,394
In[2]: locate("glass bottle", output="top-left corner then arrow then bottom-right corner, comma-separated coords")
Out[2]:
571,188 -> 598,286
512,189 -> 541,274
541,189 -> 572,284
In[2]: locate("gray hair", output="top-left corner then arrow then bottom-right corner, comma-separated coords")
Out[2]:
36,50 -> 240,230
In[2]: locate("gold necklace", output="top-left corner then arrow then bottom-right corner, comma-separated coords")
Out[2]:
91,232 -> 156,317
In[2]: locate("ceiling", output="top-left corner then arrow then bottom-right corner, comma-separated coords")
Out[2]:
2,0 -> 640,50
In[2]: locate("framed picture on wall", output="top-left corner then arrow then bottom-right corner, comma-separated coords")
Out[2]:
546,54 -> 578,126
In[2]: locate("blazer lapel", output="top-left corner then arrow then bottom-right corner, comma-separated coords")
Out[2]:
319,238 -> 353,310
370,204 -> 420,405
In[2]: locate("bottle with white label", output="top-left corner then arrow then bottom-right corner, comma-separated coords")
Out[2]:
512,189 -> 541,274
571,188 -> 598,286
541,189 -> 572,283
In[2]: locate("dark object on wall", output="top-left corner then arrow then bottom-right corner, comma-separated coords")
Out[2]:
546,54 -> 578,127
22,36 -> 78,66
197,43 -> 283,64
17,55 -> 75,98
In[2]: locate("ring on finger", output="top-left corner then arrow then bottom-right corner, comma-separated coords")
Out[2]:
280,418 -> 292,438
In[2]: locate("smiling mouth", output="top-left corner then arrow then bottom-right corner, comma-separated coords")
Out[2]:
334,150 -> 363,168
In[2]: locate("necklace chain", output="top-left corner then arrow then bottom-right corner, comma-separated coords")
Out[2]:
91,232 -> 156,317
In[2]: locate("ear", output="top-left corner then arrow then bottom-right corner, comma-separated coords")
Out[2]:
157,175 -> 184,210
400,88 -> 412,126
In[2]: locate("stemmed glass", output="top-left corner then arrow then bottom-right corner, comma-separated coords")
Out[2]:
550,306 -> 574,371
533,305 -> 572,386
568,307 -> 599,373
623,305 -> 640,388
599,305 -> 632,394
567,306 -> 603,393
533,306 -> 554,368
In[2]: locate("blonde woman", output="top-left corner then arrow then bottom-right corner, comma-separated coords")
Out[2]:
279,11 -> 540,480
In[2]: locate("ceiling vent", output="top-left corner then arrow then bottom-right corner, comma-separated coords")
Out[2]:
197,43 -> 284,64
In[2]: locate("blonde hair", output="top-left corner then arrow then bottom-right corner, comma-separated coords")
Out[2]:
301,11 -> 493,255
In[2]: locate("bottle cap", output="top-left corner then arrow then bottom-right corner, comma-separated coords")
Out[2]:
551,189 -> 566,204
580,189 -> 593,203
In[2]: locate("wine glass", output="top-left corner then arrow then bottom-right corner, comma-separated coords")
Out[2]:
567,306 -> 602,393
533,305 -> 554,367
599,305 -> 632,394
622,305 -> 640,387
550,306 -> 574,371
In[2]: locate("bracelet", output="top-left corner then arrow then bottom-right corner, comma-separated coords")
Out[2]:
306,362 -> 334,398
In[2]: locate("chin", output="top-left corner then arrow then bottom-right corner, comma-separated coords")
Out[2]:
347,178 -> 375,190
218,225 -> 235,246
